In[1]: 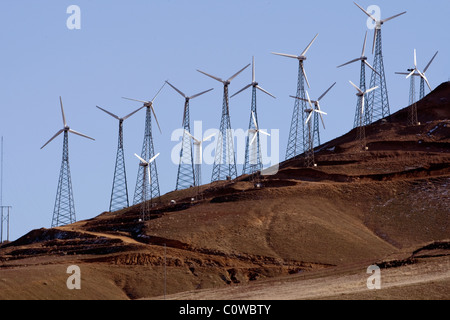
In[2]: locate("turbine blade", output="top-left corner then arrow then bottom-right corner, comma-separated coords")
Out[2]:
202,133 -> 216,142
184,129 -> 200,144
151,81 -> 167,103
314,109 -> 327,115
423,51 -> 438,73
252,56 -> 255,83
122,105 -> 145,120
364,60 -> 380,76
249,132 -> 258,146
150,105 -> 162,134
256,85 -> 276,99
381,11 -> 407,23
302,65 -> 311,89
259,130 -> 270,137
337,57 -> 362,68
319,112 -> 326,130
147,166 -> 151,186
230,83 -> 252,98
406,69 -> 415,79
301,33 -> 319,57
305,90 -> 313,107
227,63 -> 251,82
60,97 -> 67,127
68,129 -> 95,141
349,80 -> 363,94
135,153 -> 147,164
122,97 -> 149,104
271,52 -> 299,59
96,105 -> 120,120
317,82 -> 336,101
165,81 -> 186,98
197,69 -> 224,83
305,111 -> 313,124
289,95 -> 309,103
372,28 -> 377,55
364,86 -> 379,94
361,96 -> 365,116
419,71 -> 432,91
251,111 -> 258,130
361,31 -> 368,57
354,2 -> 377,22
189,88 -> 214,100
395,72 -> 410,75
149,152 -> 160,164
414,49 -> 417,68
41,129 -> 64,149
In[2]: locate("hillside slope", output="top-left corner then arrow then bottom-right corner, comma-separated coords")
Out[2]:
0,82 -> 449,300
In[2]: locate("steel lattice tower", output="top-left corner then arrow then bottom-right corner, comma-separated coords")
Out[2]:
243,87 -> 261,174
408,73 -> 419,126
166,81 -> 213,190
286,61 -> 307,160
366,29 -> 390,125
212,83 -> 237,181
419,77 -> 425,101
52,131 -> 76,227
176,99 -> 195,189
110,120 -> 129,211
409,72 -> 416,106
133,106 -> 160,204
197,64 -> 250,182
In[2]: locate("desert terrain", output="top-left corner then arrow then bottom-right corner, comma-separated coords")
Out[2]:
0,82 -> 449,300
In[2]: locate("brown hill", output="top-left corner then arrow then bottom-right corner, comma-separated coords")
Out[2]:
0,82 -> 449,300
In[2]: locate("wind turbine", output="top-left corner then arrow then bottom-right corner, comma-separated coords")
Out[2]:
395,49 -> 438,100
134,152 -> 160,221
291,90 -> 327,167
349,81 -> 378,150
290,82 -> 336,148
354,2 -> 406,124
122,82 -> 166,205
41,97 -> 95,227
165,81 -> 213,190
184,130 -> 216,190
247,112 -> 271,174
197,63 -> 250,182
271,34 -> 318,159
230,56 -> 275,175
337,31 -> 379,128
395,49 -> 434,126
96,104 -> 145,212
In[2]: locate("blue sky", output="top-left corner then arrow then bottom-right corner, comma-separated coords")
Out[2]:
0,0 -> 449,240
